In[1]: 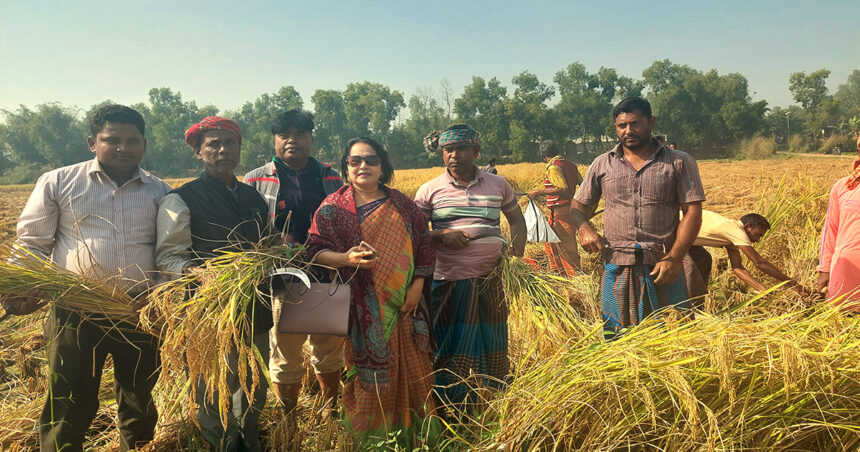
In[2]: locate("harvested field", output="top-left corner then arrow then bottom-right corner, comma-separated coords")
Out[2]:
1,154 -> 858,450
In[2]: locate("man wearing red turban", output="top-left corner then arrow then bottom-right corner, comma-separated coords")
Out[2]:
184,115 -> 243,148
156,116 -> 272,450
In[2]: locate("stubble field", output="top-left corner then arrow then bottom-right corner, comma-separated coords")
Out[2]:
1,154 -> 859,451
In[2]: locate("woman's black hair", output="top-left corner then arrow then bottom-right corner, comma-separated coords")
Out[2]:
341,137 -> 394,186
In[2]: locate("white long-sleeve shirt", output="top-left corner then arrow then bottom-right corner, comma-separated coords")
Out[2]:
16,158 -> 172,296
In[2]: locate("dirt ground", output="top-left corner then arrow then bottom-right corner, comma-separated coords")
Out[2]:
0,187 -> 33,243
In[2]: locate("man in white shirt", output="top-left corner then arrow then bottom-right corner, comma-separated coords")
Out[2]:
6,104 -> 171,452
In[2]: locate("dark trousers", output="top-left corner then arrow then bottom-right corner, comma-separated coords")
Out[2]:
688,245 -> 713,288
40,308 -> 160,452
195,331 -> 270,452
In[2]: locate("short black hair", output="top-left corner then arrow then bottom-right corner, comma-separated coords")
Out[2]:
342,137 -> 394,186
488,158 -> 497,165
540,140 -> 560,158
740,213 -> 771,230
272,109 -> 314,135
612,97 -> 652,119
89,104 -> 145,137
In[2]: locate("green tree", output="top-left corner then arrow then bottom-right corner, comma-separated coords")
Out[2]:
0,106 -> 43,165
507,71 -> 554,162
764,105 -> 807,143
789,69 -> 831,111
136,88 -> 202,176
642,60 -> 766,154
552,63 -> 641,156
454,76 -> 510,158
28,103 -> 90,165
342,82 -> 405,147
789,69 -> 837,139
388,89 -> 447,168
311,89 -> 351,163
0,103 -> 88,166
834,69 -> 860,132
229,86 -> 303,170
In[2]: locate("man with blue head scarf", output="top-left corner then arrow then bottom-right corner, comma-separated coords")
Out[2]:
416,124 -> 526,406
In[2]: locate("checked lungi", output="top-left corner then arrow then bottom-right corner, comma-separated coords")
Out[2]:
601,247 -> 691,337
430,273 -> 509,406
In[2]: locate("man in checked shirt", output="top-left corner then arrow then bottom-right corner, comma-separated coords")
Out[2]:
570,97 -> 705,337
4,105 -> 172,451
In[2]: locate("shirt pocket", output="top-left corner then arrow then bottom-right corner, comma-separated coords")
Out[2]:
127,203 -> 158,244
641,166 -> 676,206
66,194 -> 105,235
601,174 -> 632,204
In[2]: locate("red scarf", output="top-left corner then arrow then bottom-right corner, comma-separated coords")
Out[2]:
848,159 -> 860,190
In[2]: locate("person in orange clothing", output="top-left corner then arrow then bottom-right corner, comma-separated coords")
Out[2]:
528,140 -> 583,277
817,135 -> 860,312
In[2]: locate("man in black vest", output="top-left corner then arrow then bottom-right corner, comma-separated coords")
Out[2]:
155,116 -> 270,452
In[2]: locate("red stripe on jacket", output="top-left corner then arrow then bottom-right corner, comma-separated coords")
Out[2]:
245,177 -> 279,184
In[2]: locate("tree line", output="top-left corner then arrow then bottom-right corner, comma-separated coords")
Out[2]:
2,60 -> 858,183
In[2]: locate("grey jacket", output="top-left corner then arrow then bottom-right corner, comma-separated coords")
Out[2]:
243,157 -> 343,223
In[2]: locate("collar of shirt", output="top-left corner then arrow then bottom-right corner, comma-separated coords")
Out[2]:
273,156 -> 318,177
86,157 -> 151,185
608,139 -> 667,168
200,170 -> 238,190
445,165 -> 483,188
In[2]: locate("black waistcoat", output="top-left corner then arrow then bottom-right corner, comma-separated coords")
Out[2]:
172,172 -> 269,259
172,172 -> 272,331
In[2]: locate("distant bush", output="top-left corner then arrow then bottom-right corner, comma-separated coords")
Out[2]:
787,134 -> 816,154
736,135 -> 777,160
0,163 -> 52,185
817,134 -> 854,155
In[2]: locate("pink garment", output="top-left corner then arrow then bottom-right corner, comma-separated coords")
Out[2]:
818,176 -> 860,311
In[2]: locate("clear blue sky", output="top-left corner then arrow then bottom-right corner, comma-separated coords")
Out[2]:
1,0 -> 858,115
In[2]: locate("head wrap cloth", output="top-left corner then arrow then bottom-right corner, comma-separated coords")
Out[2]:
423,127 -> 480,153
184,116 -> 242,148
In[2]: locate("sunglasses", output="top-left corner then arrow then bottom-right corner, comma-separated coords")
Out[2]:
346,155 -> 382,167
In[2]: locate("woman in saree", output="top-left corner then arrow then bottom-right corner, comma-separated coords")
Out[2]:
307,137 -> 437,445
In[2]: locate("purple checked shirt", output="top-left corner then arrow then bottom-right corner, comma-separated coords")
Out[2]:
574,141 -> 706,266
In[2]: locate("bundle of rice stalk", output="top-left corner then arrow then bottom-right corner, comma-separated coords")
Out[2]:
0,365 -> 117,449
0,245 -> 140,325
490,296 -> 860,451
0,392 -> 44,449
141,243 -> 307,426
756,174 -> 827,235
492,254 -> 604,380
495,255 -> 599,329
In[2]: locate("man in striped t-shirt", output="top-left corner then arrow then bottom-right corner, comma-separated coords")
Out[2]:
415,124 -> 526,406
